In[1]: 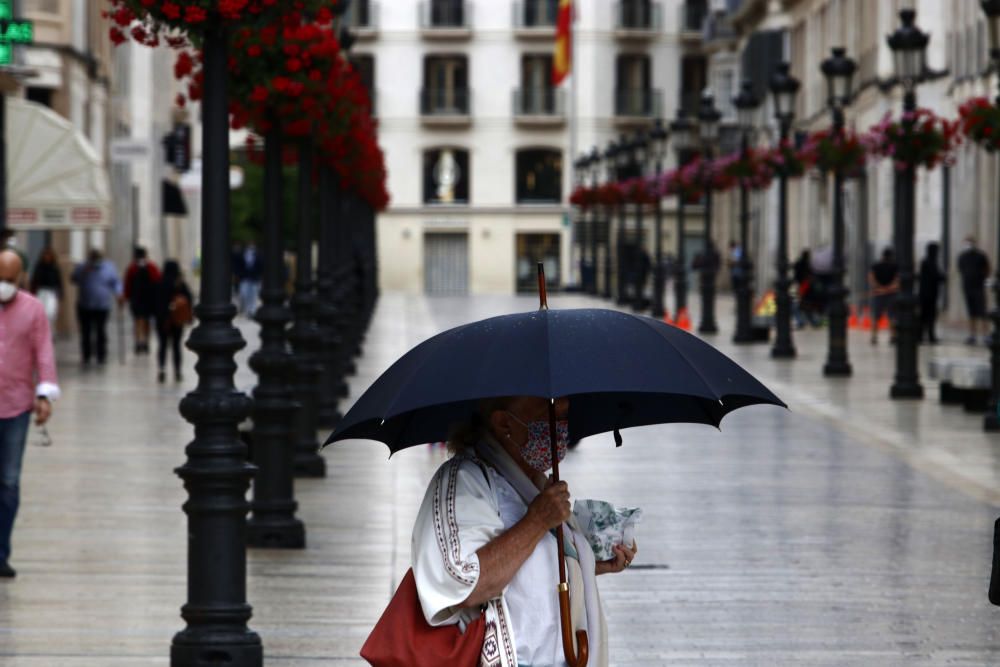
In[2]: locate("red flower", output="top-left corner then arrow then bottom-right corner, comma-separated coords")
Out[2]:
183,5 -> 207,23
109,27 -> 127,45
247,44 -> 261,57
174,51 -> 194,79
250,85 -> 269,102
160,2 -> 180,20
285,57 -> 302,73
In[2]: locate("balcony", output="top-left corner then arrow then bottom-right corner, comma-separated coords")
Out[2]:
512,87 -> 565,126
614,1 -> 662,38
679,1 -> 707,41
346,1 -> 379,40
419,1 -> 472,39
420,88 -> 472,127
513,0 -> 558,38
614,88 -> 662,123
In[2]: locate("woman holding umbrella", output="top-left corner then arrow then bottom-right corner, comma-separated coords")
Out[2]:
411,395 -> 633,667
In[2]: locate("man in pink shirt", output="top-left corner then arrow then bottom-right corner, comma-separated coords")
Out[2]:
0,249 -> 59,578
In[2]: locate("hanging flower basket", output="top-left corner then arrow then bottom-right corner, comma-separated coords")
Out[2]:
570,186 -> 598,209
106,0 -> 338,47
865,108 -> 960,171
621,178 -> 658,205
762,139 -> 814,178
958,97 -> 1000,152
715,147 -> 775,191
595,183 -> 625,207
801,128 -> 868,175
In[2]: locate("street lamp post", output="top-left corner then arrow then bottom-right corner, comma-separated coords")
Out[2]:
697,92 -> 721,334
671,109 -> 696,325
650,119 -> 669,320
980,0 -> 1000,429
316,166 -> 346,428
888,9 -> 928,399
769,62 -> 801,359
732,81 -> 760,344
588,148 -> 601,296
171,25 -> 261,666
246,126 -> 305,550
615,135 -> 631,305
630,130 -> 649,311
601,141 -> 617,300
573,153 -> 591,293
821,47 -> 858,376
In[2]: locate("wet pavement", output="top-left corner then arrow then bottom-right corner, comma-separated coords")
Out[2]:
0,292 -> 997,665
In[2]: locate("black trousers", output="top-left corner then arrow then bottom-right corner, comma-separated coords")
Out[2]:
919,302 -> 938,342
77,307 -> 109,363
157,323 -> 183,373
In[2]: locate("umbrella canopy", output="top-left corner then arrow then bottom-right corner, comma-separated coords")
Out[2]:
324,308 -> 785,453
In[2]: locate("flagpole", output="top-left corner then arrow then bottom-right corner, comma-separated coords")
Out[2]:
567,0 -> 579,288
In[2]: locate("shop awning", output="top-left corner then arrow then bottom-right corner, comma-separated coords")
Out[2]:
6,97 -> 111,230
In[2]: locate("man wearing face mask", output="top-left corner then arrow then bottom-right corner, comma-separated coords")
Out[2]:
0,250 -> 60,579
411,396 -> 635,667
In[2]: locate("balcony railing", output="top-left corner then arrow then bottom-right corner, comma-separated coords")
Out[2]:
679,1 -> 707,35
419,1 -> 472,30
347,0 -> 379,34
513,0 -> 559,31
513,87 -> 565,118
420,88 -> 471,117
614,88 -> 662,118
615,1 -> 662,32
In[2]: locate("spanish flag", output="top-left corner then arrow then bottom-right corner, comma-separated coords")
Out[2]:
553,0 -> 572,85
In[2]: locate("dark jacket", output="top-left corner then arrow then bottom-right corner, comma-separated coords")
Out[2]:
918,257 -> 945,306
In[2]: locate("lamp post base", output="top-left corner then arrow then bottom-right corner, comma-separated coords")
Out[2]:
823,360 -> 853,377
247,516 -> 306,549
984,413 -> 1000,432
171,635 -> 262,667
890,382 -> 924,400
770,344 -> 796,359
294,454 -> 327,478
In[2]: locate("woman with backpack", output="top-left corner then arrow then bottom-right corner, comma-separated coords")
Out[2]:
154,260 -> 194,383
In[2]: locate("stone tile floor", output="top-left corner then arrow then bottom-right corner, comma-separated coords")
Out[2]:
0,292 -> 997,665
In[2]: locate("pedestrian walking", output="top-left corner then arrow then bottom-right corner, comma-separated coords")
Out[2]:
918,242 -> 946,344
793,249 -> 821,328
0,249 -> 60,579
71,249 -> 122,366
123,246 -> 161,355
0,230 -> 28,288
29,247 -> 63,332
233,241 -> 262,317
869,247 -> 899,346
154,260 -> 194,384
957,236 -> 991,345
728,240 -> 744,290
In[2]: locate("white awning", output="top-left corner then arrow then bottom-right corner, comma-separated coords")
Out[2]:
6,97 -> 111,231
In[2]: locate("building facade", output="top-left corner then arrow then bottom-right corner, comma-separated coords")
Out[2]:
362,0 -> 683,295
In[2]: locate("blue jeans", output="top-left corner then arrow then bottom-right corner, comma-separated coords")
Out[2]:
0,411 -> 31,563
238,280 -> 260,317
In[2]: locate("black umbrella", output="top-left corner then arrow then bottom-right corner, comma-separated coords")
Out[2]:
325,266 -> 785,666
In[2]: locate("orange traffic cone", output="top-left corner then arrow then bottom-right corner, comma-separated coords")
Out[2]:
860,306 -> 872,331
674,307 -> 691,331
848,306 -> 858,330
877,313 -> 891,331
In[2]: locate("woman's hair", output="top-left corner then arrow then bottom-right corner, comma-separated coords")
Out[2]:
447,396 -> 515,455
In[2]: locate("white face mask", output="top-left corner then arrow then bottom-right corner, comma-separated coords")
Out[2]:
0,281 -> 17,303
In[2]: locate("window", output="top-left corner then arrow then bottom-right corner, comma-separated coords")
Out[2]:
519,54 -> 556,114
521,0 -> 558,27
423,148 -> 470,204
516,233 -> 561,293
422,56 -> 469,114
428,0 -> 466,28
615,54 -> 652,115
681,55 -> 707,113
349,0 -> 372,28
619,0 -> 654,30
26,87 -> 53,108
516,149 -> 562,203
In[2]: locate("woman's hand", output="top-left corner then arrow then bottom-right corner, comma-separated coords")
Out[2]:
595,540 -> 637,576
526,480 -> 571,532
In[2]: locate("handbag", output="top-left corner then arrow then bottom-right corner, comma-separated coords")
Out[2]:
169,294 -> 194,328
360,567 -> 485,667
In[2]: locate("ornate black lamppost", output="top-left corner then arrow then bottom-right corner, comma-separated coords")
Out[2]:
697,91 -> 721,334
171,24 -> 261,666
888,9 -> 928,399
732,81 -> 760,344
246,124 -> 305,550
821,47 -> 857,376
649,118 -> 669,320
290,142 -> 327,476
980,0 -> 1000,429
769,62 -> 800,359
670,109 -> 696,325
316,165 -> 347,427
587,148 -> 602,296
630,129 -> 649,310
573,153 -> 589,292
601,140 -> 618,299
614,135 -> 632,305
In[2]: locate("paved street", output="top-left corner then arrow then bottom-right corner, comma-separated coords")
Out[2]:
0,292 -> 998,666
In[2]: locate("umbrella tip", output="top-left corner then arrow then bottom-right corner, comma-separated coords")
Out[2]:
537,262 -> 549,310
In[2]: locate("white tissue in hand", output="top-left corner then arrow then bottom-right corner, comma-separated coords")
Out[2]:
573,499 -> 642,561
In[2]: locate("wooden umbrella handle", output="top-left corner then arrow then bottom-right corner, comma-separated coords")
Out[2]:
549,401 -> 589,667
